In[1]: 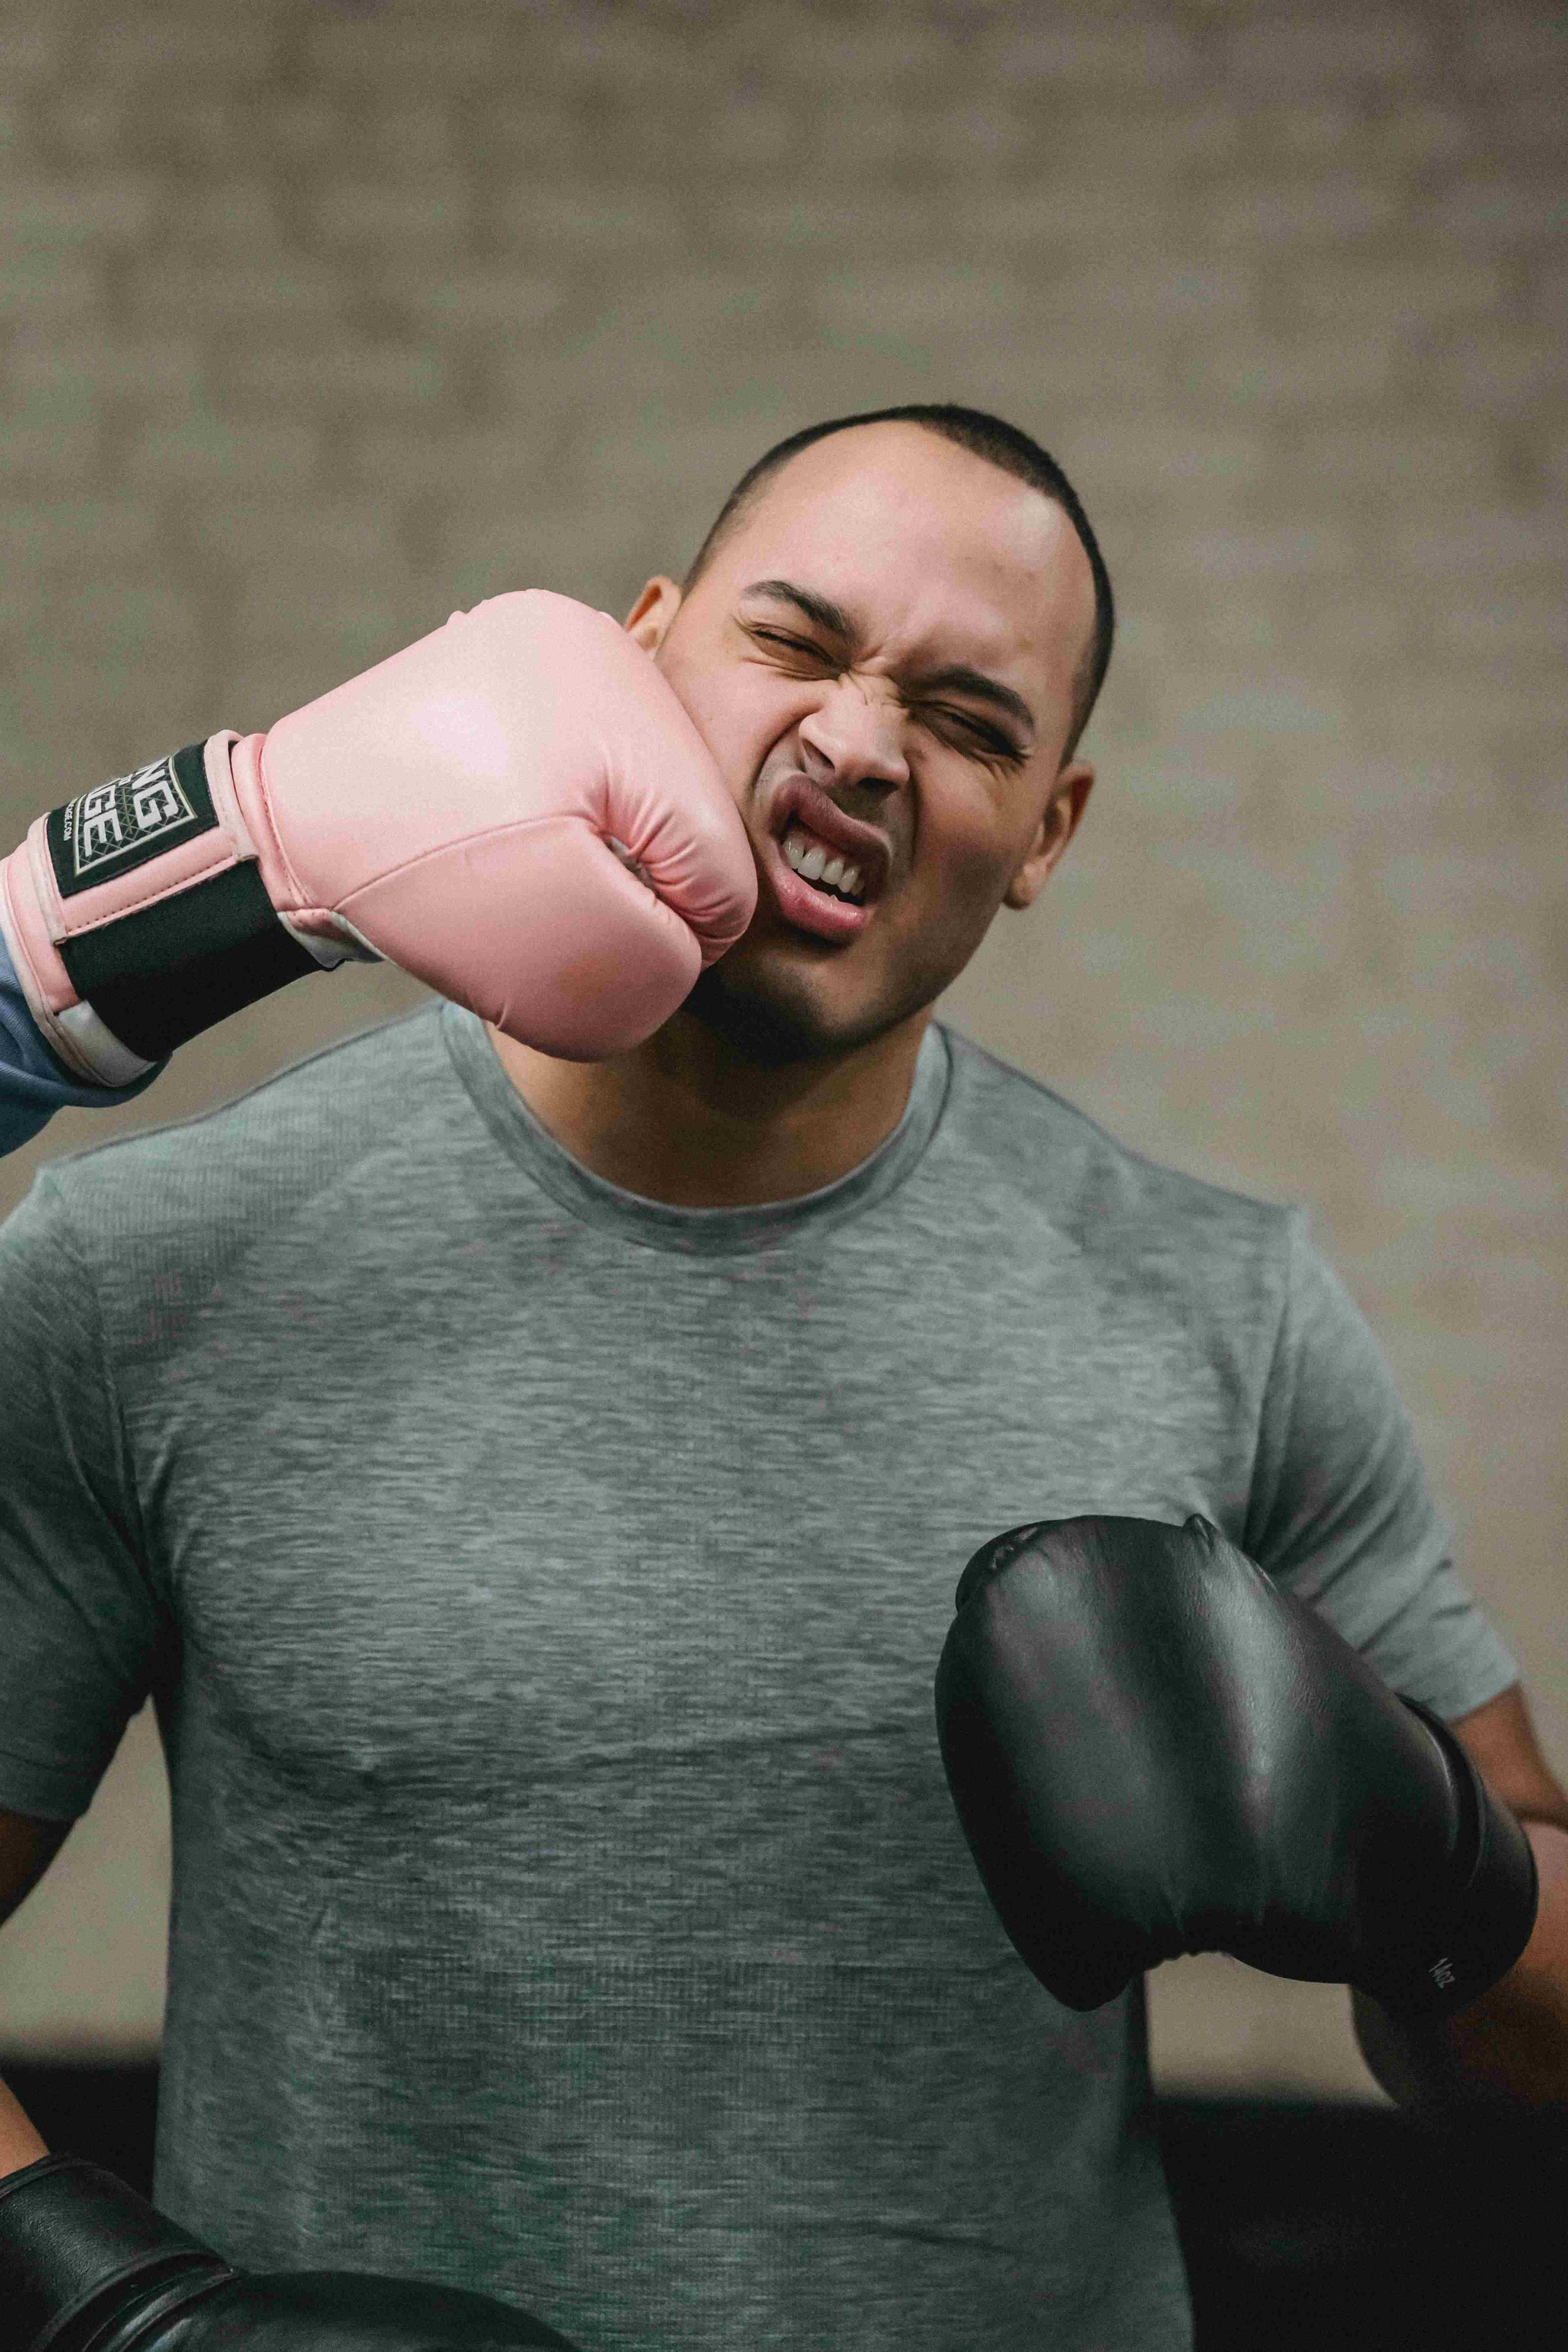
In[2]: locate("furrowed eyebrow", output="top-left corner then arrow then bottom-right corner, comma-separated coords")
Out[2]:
740,578 -> 856,641
738,577 -> 1037,743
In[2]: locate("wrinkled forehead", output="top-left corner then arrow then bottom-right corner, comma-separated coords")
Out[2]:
705,424 -> 1093,700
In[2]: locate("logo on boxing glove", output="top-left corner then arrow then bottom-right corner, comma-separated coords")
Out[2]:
49,746 -> 213,893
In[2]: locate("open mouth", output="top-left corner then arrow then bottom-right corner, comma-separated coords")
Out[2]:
760,780 -> 891,944
762,818 -> 876,942
780,819 -> 870,904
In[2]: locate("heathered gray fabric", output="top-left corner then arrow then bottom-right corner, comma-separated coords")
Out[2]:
0,1000 -> 1519,2351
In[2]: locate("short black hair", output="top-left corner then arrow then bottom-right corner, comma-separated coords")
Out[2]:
682,402 -> 1115,761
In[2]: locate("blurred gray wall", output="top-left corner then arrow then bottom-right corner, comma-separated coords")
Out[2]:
1,0 -> 1564,2099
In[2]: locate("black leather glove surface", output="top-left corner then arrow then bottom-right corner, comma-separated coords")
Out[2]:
933,1512 -> 1538,2017
0,2152 -> 581,2352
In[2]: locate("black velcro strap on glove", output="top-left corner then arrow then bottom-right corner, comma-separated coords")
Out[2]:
0,2152 -> 234,2352
49,743 -> 317,1063
1369,1698 -> 1541,2020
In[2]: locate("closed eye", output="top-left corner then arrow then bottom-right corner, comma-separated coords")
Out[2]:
748,629 -> 1024,764
749,627 -> 831,660
921,707 -> 1025,765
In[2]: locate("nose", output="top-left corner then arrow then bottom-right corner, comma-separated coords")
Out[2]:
797,671 -> 911,792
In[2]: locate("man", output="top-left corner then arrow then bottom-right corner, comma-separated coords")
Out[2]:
0,405 -> 1564,2351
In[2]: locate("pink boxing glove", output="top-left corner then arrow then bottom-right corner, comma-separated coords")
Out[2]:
0,591 -> 756,1081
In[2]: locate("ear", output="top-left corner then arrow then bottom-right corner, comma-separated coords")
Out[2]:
624,575 -> 684,652
1002,760 -> 1095,911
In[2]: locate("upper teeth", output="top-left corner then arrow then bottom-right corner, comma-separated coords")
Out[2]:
783,822 -> 866,901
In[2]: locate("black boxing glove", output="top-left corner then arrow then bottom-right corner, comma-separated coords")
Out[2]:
933,1512 -> 1539,2018
0,2152 -> 581,2351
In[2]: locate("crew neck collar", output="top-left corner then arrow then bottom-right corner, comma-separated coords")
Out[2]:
440,1003 -> 952,1256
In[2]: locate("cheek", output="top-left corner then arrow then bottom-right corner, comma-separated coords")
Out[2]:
914,785 -> 1019,911
668,660 -> 806,793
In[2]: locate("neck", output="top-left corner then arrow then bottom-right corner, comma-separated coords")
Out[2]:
485,1003 -> 932,1208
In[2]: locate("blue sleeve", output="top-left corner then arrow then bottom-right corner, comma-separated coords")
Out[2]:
0,930 -> 166,1155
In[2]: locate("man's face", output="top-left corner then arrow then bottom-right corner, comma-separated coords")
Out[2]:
627,421 -> 1098,1064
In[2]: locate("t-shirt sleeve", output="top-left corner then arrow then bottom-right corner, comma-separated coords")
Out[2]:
0,1167 -> 166,1819
1242,1206 -> 1521,1725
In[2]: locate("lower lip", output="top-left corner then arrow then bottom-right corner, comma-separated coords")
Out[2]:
762,831 -> 874,942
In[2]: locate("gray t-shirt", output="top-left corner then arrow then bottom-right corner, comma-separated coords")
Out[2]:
0,1002 -> 1519,2352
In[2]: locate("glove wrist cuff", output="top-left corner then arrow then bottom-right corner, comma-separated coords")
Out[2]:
1,735 -> 333,1078
1365,1699 -> 1541,2020
0,2152 -> 232,2352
